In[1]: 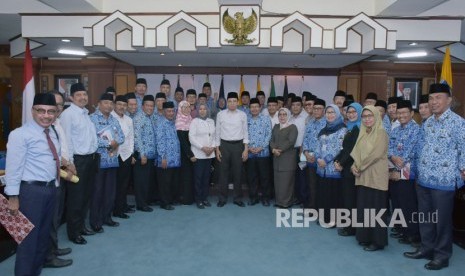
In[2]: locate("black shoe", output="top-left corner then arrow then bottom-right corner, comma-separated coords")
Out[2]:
390,232 -> 403,239
403,250 -> 433,260
197,202 -> 205,209
113,213 -> 130,219
43,257 -> 73,268
91,226 -> 104,233
54,248 -> 72,256
262,200 -> 270,207
248,198 -> 259,206
104,219 -> 120,227
161,205 -> 175,211
217,201 -> 226,207
358,241 -> 370,247
203,200 -> 211,207
80,228 -> 95,236
124,207 -> 135,213
71,236 -> 87,245
338,228 -> 355,237
127,204 -> 135,209
363,244 -> 384,251
425,259 -> 449,270
233,201 -> 245,207
136,206 -> 153,212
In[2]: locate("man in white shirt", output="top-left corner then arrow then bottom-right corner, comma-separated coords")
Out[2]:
289,96 -> 308,206
215,92 -> 249,207
44,91 -> 73,268
111,95 -> 135,219
60,83 -> 98,245
264,97 -> 279,127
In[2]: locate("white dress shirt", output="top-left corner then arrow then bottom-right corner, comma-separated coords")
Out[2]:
59,103 -> 98,162
111,110 -> 134,161
53,117 -> 69,162
289,110 -> 308,147
215,109 -> 249,145
189,118 -> 217,159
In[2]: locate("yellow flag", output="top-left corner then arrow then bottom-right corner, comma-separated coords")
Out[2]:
257,75 -> 261,93
440,46 -> 453,89
239,75 -> 245,105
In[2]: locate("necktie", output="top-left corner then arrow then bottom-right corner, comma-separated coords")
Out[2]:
44,128 -> 60,181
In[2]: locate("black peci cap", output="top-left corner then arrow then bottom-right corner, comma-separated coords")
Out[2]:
429,83 -> 451,95
228,92 -> 238,99
136,78 -> 147,85
115,95 -> 127,103
33,93 -> 56,106
375,100 -> 387,110
162,102 -> 175,109
70,83 -> 86,95
142,95 -> 155,103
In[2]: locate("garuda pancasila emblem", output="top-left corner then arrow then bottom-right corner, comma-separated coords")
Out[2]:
222,9 -> 258,45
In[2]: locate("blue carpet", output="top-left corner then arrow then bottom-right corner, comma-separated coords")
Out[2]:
1,198 -> 464,275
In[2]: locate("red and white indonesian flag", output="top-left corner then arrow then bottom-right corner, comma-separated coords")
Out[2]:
22,39 -> 35,125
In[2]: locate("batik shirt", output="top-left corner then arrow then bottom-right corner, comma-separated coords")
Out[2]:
417,108 -> 465,190
133,111 -> 156,160
156,116 -> 181,168
314,127 -> 347,178
90,109 -> 124,168
247,114 -> 272,158
302,117 -> 326,168
388,119 -> 420,179
382,115 -> 391,137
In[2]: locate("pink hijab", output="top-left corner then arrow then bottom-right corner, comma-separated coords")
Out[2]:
175,101 -> 192,131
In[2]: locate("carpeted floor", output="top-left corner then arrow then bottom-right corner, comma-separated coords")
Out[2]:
1,197 -> 464,275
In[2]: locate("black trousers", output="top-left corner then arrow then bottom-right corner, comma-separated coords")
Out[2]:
246,156 -> 271,200
15,183 -> 56,276
156,167 -> 179,206
340,169 -> 357,233
305,166 -> 318,208
90,168 -> 117,228
114,156 -> 132,214
66,153 -> 98,240
416,184 -> 455,261
133,159 -> 154,209
47,182 -> 66,261
178,155 -> 194,204
356,186 -> 388,247
217,140 -> 244,202
193,158 -> 212,203
317,177 -> 342,224
390,179 -> 419,239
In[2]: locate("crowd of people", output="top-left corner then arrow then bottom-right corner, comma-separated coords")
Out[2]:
4,77 -> 465,275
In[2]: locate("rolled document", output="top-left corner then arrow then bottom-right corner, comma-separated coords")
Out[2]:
60,169 -> 79,183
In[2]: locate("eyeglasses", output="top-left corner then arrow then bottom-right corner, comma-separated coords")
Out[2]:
278,113 -> 288,117
313,107 -> 324,110
361,114 -> 374,119
33,108 -> 57,115
346,111 -> 357,114
325,111 -> 336,114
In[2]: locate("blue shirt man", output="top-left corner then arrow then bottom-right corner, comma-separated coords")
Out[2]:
5,93 -> 60,276
133,105 -> 157,161
404,84 -> 465,270
247,111 -> 272,158
302,99 -> 327,168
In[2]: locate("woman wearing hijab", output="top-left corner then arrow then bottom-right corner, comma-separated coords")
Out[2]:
175,100 -> 195,205
315,104 -> 347,227
270,108 -> 298,208
350,105 -> 389,251
189,103 -> 216,209
334,102 -> 362,236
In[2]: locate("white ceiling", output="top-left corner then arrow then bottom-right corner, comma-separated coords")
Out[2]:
1,0 -> 464,68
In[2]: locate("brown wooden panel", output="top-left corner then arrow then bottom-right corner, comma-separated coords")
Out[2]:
115,75 -> 128,95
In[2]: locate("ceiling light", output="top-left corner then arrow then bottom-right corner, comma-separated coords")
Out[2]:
57,49 -> 87,56
160,53 -> 165,56
408,42 -> 417,46
396,51 -> 427,58
177,64 -> 182,67
61,39 -> 71,43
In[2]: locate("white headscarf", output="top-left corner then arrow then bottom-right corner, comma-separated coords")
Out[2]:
278,107 -> 291,130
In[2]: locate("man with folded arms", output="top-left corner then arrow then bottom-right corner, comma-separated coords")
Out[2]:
5,93 -> 60,275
